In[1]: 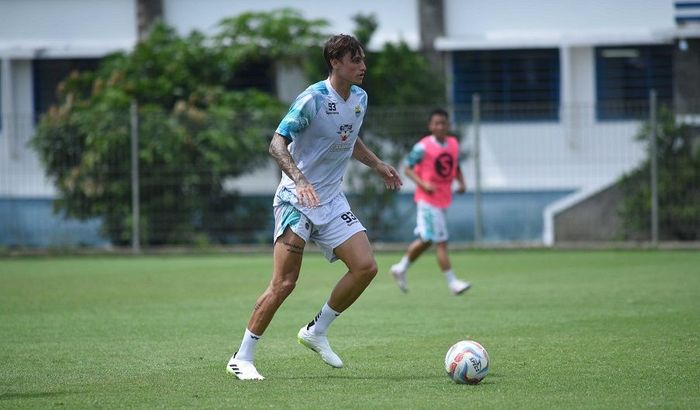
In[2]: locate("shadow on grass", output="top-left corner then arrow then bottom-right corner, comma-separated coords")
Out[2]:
270,373 -> 444,381
0,390 -> 79,400
267,371 -> 502,383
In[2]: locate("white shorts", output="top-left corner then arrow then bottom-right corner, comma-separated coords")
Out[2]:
414,201 -> 449,243
273,202 -> 366,262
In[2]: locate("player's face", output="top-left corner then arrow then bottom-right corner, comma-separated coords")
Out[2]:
332,50 -> 366,85
429,114 -> 449,138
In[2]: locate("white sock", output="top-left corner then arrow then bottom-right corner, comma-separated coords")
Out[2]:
306,303 -> 340,335
233,328 -> 260,362
396,255 -> 411,271
444,269 -> 456,284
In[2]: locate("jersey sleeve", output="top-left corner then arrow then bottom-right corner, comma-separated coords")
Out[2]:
275,91 -> 321,141
357,87 -> 368,112
406,141 -> 426,167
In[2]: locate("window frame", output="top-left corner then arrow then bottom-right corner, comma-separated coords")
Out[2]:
595,44 -> 674,120
451,48 -> 561,123
32,58 -> 101,122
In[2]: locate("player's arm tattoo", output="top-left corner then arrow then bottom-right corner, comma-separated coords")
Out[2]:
283,241 -> 304,255
352,137 -> 380,168
269,133 -> 309,185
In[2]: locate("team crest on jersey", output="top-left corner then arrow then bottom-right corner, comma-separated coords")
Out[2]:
338,124 -> 353,141
354,104 -> 362,117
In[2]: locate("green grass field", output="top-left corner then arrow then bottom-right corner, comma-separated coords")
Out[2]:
1,250 -> 699,409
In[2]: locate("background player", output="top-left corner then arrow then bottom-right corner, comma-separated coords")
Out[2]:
389,109 -> 470,295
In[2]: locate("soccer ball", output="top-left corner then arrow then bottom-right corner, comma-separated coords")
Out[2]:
444,340 -> 490,384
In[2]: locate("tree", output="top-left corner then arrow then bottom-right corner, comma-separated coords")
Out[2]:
619,107 -> 700,240
32,10 -> 328,245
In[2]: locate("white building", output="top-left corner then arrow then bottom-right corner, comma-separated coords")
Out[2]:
1,0 -> 698,244
0,0 -> 422,197
438,0 -> 690,192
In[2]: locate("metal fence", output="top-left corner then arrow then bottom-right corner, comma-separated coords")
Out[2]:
1,95 -> 699,249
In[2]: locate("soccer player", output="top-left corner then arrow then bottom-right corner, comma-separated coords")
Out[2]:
226,34 -> 402,380
389,109 -> 470,295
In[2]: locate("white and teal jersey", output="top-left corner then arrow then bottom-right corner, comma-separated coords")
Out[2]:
406,142 -> 427,166
273,79 -> 368,224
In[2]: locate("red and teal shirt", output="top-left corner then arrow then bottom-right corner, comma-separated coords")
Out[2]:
406,135 -> 460,209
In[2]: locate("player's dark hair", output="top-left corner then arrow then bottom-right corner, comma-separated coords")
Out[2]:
324,34 -> 364,73
429,108 -> 449,121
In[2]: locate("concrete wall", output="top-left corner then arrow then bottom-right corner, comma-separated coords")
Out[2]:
552,182 -> 625,242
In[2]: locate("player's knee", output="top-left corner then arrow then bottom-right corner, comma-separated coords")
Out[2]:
280,278 -> 297,295
368,260 -> 378,277
357,259 -> 378,281
271,277 -> 297,297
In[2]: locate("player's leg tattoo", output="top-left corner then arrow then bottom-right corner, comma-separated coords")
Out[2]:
283,241 -> 304,255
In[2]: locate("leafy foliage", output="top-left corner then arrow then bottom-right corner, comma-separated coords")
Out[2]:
619,107 -> 700,240
215,9 -> 328,65
32,11 -> 327,245
32,8 -> 449,245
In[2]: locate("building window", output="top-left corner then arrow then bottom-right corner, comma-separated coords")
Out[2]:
452,49 -> 560,122
227,59 -> 275,94
595,45 -> 673,120
32,58 -> 101,121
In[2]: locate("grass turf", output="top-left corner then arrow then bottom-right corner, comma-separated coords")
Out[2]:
0,250 -> 699,409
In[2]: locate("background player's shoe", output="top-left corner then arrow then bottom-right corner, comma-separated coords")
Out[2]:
449,279 -> 471,295
226,353 -> 265,380
390,264 -> 408,293
297,326 -> 344,368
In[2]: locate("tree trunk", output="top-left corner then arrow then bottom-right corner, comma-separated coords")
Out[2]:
136,0 -> 163,40
418,0 -> 445,75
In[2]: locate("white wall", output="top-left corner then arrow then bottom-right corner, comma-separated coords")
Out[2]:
443,0 -> 674,44
468,120 -> 646,191
0,0 -> 137,197
0,0 -> 136,58
0,0 -> 420,55
163,0 -> 420,50
0,59 -> 55,197
569,47 -> 595,105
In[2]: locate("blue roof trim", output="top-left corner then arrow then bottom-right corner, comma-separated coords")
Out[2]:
674,2 -> 700,9
676,16 -> 700,23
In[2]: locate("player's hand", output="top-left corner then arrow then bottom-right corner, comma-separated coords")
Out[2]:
422,181 -> 435,193
455,184 -> 466,194
296,179 -> 320,208
375,162 -> 403,190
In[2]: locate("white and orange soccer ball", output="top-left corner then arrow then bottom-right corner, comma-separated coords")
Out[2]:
444,340 -> 490,384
